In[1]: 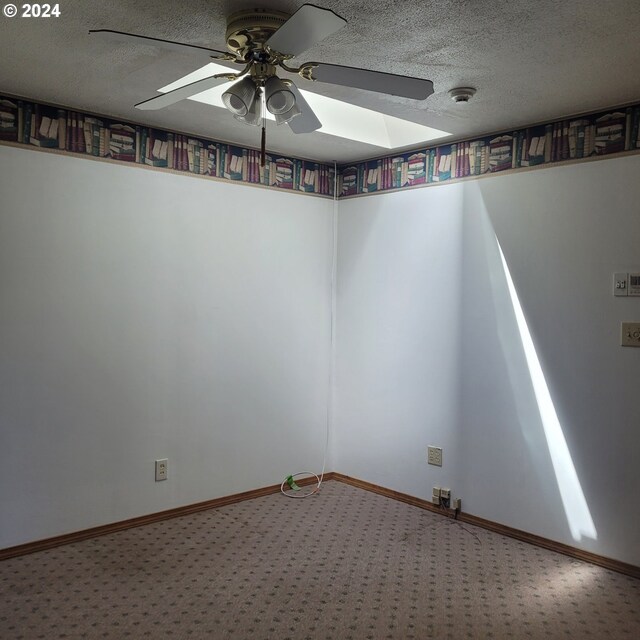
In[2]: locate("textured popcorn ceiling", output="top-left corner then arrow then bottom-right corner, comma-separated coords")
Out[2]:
1,0 -> 640,162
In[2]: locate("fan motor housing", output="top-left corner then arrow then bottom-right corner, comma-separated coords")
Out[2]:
225,8 -> 291,59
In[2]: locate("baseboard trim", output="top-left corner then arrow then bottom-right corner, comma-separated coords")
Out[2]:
331,472 -> 640,580
0,472 -> 334,561
3,470 -> 638,580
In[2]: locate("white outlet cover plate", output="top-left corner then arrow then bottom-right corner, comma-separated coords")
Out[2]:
155,458 -> 168,481
427,446 -> 442,466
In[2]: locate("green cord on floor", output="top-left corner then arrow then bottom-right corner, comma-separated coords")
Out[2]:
286,475 -> 300,491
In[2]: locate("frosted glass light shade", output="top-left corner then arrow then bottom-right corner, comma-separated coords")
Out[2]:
235,92 -> 263,126
274,102 -> 301,125
222,77 -> 257,116
265,77 -> 296,115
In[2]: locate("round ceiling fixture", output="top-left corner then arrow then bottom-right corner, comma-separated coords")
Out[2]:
449,87 -> 477,103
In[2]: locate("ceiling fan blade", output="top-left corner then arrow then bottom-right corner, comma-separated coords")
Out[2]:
89,29 -> 228,58
135,74 -> 231,110
266,4 -> 346,57
287,84 -> 322,133
310,63 -> 434,100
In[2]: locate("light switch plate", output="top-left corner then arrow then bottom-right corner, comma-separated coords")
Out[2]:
621,322 -> 640,347
614,273 -> 628,296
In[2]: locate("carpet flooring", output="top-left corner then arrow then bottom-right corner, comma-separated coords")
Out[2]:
1,480 -> 639,639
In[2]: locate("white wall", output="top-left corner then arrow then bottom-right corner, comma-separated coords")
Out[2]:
333,184 -> 465,490
334,155 -> 640,566
2,142 -> 639,567
0,145 -> 334,547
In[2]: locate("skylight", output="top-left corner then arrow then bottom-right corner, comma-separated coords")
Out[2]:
159,63 -> 450,149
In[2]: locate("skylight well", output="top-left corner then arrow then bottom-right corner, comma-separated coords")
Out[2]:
159,63 -> 450,149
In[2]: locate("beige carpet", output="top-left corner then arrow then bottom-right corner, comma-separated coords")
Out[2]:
1,480 -> 638,639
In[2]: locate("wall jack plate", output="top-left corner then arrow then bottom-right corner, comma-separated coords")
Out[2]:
427,446 -> 442,466
155,458 -> 168,481
621,322 -> 640,347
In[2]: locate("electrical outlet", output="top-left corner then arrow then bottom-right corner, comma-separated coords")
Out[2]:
155,458 -> 168,481
440,488 -> 451,500
427,446 -> 442,466
432,486 -> 441,505
453,498 -> 462,511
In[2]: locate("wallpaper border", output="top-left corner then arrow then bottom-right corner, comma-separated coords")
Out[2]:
338,102 -> 640,198
2,94 -> 639,200
0,94 -> 336,198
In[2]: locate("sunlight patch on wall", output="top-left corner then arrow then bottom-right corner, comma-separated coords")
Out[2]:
496,239 -> 597,542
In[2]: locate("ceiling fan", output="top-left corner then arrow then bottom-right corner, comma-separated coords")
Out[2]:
90,3 -> 434,157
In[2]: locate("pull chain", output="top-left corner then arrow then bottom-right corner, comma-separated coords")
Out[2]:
260,90 -> 266,167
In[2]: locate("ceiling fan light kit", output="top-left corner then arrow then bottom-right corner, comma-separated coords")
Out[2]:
89,4 -> 436,161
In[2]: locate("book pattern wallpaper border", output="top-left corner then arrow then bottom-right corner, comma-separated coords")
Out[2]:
2,95 -> 639,200
0,96 -> 336,197
338,102 -> 640,197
